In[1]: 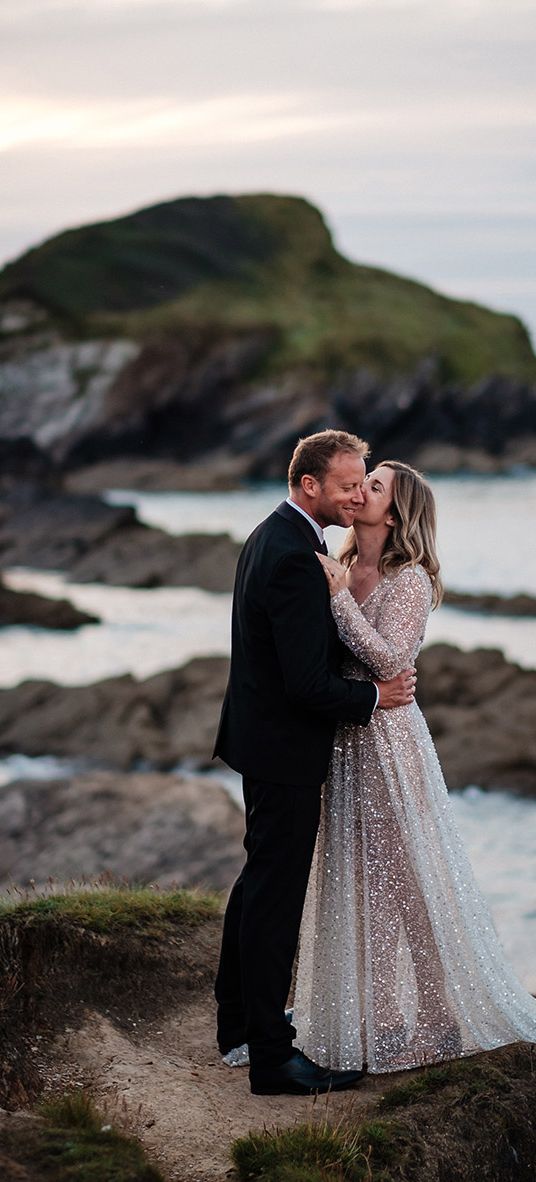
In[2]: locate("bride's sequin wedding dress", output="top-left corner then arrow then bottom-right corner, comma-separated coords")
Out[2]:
293,564 -> 536,1074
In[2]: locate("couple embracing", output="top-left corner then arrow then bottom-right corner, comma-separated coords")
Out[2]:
214,430 -> 536,1096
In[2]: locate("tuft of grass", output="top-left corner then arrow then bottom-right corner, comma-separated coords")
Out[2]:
232,1117 -> 411,1182
0,1090 -> 163,1181
0,881 -> 220,935
232,1045 -> 536,1182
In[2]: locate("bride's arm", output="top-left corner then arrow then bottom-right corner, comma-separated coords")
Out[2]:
330,567 -> 432,680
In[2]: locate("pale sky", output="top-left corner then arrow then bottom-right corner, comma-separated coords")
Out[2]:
2,0 -> 536,340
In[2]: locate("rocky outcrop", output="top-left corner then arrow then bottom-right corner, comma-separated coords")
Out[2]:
3,338 -> 536,483
0,333 -> 140,464
0,579 -> 98,629
64,454 -> 254,493
0,491 -> 241,591
1,194 -> 535,484
0,656 -> 229,769
416,644 -> 536,796
443,589 -> 536,616
0,647 -> 534,795
0,770 -> 244,891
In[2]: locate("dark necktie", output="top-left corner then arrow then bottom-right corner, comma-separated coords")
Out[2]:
318,539 -> 328,555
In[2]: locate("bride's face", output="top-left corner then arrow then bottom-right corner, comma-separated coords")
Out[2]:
353,465 -> 396,527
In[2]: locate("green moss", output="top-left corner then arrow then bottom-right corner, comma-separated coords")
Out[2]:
1,1091 -> 163,1181
0,883 -> 220,935
1,193 -> 533,385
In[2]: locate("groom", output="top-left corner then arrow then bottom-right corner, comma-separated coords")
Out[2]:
213,430 -> 415,1094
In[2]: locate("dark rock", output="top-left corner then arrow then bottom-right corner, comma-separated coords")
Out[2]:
0,580 -> 98,629
0,656 -> 230,770
0,647 -> 534,796
443,589 -> 536,616
416,644 -> 536,796
64,454 -> 253,493
0,491 -> 241,591
0,437 -> 57,493
0,492 -> 138,571
0,770 -> 244,890
68,528 -> 240,592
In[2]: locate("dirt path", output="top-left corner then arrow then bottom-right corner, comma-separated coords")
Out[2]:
60,993 -> 388,1182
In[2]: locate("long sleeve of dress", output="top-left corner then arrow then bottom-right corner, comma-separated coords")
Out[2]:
330,565 -> 432,679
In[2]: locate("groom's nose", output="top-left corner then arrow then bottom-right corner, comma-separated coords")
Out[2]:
351,486 -> 366,505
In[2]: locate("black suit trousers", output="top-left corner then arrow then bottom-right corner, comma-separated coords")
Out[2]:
214,776 -> 322,1071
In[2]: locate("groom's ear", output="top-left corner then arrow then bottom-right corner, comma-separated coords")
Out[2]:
301,474 -> 319,498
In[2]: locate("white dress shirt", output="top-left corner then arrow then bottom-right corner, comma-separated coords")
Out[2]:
285,497 -> 325,546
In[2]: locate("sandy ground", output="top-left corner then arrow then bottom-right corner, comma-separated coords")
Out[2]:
58,993 -> 389,1182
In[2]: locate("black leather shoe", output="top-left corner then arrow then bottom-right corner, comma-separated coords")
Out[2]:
250,1049 -> 365,1095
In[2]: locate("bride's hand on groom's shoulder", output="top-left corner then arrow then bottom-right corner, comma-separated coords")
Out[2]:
316,553 -> 347,596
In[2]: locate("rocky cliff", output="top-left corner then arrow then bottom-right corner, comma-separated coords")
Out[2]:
1,194 -> 535,485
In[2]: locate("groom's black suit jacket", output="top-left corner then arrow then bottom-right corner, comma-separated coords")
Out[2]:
213,501 -> 377,786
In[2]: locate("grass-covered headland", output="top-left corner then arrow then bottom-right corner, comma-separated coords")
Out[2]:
2,193 -> 534,385
233,1045 -> 536,1182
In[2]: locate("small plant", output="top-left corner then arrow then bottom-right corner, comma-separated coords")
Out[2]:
0,1090 -> 164,1181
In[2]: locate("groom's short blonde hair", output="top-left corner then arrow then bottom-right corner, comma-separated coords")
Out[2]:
288,430 -> 369,489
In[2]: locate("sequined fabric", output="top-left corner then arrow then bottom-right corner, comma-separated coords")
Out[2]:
293,565 -> 536,1073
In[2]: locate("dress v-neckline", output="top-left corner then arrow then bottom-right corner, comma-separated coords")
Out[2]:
349,574 -> 387,609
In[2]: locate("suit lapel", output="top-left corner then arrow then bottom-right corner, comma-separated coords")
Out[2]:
275,500 -> 324,552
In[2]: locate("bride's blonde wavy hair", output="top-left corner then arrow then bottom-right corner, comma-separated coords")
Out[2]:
338,460 -> 443,608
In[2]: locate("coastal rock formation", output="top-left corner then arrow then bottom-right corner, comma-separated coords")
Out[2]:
0,579 -> 98,629
0,770 -> 244,891
416,644 -> 536,796
0,646 -> 534,795
442,589 -> 536,616
0,492 -> 241,591
0,334 -> 139,465
0,656 -> 229,769
1,194 -> 535,485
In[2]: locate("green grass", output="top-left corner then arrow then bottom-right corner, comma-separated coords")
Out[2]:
232,1117 -> 410,1182
1,192 -> 534,385
0,882 -> 220,935
0,1091 -> 163,1181
232,1045 -> 536,1182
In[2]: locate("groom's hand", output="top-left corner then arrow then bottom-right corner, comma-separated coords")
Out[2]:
374,668 -> 416,709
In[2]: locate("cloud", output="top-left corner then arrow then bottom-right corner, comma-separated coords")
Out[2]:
2,85 -> 533,157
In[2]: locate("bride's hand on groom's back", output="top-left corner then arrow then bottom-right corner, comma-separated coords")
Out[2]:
375,669 -> 416,709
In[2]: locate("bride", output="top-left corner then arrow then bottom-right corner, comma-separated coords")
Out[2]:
293,460 -> 536,1074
